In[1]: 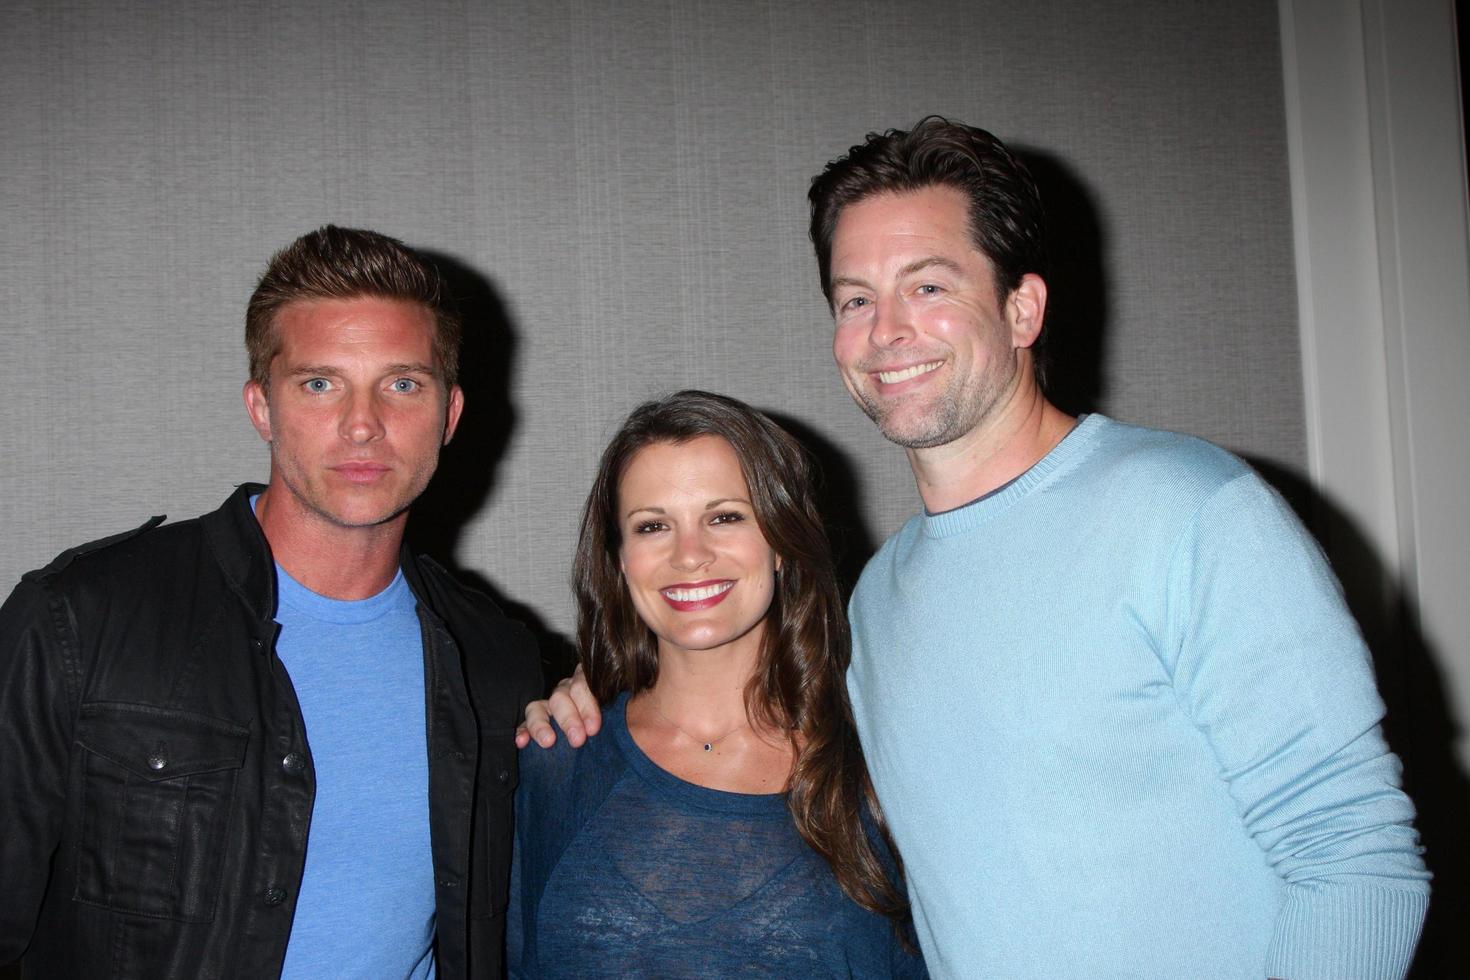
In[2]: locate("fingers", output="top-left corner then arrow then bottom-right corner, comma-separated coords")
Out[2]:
568,665 -> 601,737
546,679 -> 586,747
549,665 -> 601,747
519,665 -> 603,750
518,698 -> 558,749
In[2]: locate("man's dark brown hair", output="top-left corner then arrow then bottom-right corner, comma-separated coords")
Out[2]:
808,116 -> 1051,380
245,225 -> 461,387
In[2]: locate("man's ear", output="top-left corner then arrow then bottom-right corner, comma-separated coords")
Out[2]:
1007,273 -> 1048,350
243,380 -> 272,442
443,385 -> 465,446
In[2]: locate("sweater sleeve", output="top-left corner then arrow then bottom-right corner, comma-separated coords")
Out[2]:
859,808 -> 930,978
506,807 -> 533,980
1165,473 -> 1429,980
507,717 -> 620,979
507,729 -> 577,980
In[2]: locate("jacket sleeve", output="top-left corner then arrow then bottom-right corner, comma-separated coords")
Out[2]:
1165,473 -> 1429,980
0,576 -> 79,962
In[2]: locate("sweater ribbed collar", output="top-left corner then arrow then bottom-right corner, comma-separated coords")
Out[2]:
921,413 -> 1107,538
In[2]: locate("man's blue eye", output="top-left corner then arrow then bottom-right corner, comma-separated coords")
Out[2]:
305,378 -> 330,393
392,378 -> 418,393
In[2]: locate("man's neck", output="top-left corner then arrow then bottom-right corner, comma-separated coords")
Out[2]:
253,487 -> 406,600
907,384 -> 1076,514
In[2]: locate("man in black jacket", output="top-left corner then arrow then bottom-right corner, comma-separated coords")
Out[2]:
0,226 -> 542,978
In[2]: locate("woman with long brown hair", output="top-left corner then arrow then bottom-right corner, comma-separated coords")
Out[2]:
507,390 -> 923,978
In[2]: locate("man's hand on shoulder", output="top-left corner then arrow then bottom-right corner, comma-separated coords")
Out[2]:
515,665 -> 602,749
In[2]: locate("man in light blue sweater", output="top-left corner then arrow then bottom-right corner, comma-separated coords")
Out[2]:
802,118 -> 1429,978
528,118 -> 1430,978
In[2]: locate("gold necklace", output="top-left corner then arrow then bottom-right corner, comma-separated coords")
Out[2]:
649,695 -> 748,752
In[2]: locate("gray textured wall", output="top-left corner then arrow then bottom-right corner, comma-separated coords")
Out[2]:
0,0 -> 1301,654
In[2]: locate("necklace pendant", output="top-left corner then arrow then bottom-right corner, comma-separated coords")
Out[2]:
703,743 -> 712,752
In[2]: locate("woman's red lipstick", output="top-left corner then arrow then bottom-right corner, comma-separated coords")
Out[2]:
659,580 -> 734,611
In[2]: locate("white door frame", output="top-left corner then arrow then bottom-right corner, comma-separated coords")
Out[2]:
1279,0 -> 1470,768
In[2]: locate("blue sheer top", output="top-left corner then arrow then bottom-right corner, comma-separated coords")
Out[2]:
508,693 -> 926,978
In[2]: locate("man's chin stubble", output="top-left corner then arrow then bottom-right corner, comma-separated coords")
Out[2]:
865,399 -> 961,450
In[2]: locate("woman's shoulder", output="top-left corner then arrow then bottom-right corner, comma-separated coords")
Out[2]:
516,698 -> 630,803
513,701 -> 635,880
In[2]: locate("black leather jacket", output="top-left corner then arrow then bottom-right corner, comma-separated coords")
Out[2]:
0,485 -> 542,979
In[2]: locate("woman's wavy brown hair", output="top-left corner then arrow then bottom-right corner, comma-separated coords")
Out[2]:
572,389 -> 910,931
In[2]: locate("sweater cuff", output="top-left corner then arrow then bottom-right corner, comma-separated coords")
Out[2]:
1265,883 -> 1429,980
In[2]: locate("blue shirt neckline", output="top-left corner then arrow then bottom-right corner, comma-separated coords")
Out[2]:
607,692 -> 788,818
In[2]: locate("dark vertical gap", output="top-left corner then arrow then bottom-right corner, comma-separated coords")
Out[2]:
1409,9 -> 1470,977
1461,0 -> 1469,200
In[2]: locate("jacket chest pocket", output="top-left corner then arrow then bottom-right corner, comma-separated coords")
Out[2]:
72,702 -> 249,922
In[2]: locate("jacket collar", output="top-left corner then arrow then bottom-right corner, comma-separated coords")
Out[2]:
200,484 -> 278,624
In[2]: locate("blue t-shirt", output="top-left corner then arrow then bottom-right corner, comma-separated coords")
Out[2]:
508,693 -> 926,979
271,559 -> 437,980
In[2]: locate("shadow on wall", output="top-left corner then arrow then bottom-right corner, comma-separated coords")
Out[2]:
1016,148 -> 1111,418
1246,457 -> 1470,976
408,252 -> 578,691
763,411 -> 876,600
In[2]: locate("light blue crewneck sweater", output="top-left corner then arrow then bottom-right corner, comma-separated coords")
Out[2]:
847,414 -> 1429,980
